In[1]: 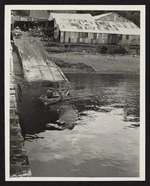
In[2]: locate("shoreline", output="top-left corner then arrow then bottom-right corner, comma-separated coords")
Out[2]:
62,68 -> 140,75
48,52 -> 140,74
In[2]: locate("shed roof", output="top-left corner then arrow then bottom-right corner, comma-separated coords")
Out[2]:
95,21 -> 140,35
49,13 -> 140,35
93,12 -> 130,22
93,12 -> 113,20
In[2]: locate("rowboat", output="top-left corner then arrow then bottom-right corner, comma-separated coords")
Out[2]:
39,92 -> 61,106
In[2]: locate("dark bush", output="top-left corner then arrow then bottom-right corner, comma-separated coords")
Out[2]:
113,46 -> 127,54
101,46 -> 108,54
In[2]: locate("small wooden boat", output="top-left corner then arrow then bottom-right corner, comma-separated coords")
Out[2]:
39,92 -> 61,106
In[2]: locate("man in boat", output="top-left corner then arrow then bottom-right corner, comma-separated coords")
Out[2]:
39,87 -> 61,106
46,88 -> 54,98
46,87 -> 70,100
39,86 -> 71,107
45,88 -> 62,104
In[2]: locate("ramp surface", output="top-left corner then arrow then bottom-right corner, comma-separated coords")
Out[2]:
13,32 -> 68,83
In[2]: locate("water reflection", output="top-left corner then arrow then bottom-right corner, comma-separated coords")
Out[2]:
22,73 -> 139,177
67,73 -> 139,123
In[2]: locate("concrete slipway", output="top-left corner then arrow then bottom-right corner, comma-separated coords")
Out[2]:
13,32 -> 68,84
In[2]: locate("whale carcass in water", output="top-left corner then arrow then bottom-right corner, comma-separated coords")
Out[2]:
46,105 -> 79,130
57,105 -> 79,129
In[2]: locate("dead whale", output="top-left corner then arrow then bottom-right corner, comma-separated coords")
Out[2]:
46,105 -> 79,130
57,105 -> 79,130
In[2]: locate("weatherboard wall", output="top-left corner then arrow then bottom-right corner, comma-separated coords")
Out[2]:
59,31 -> 139,45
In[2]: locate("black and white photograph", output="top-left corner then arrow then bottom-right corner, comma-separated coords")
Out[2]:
5,5 -> 145,181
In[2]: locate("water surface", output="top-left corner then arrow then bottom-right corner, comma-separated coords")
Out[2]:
21,73 -> 140,177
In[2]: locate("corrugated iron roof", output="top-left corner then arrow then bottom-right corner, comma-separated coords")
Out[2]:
96,21 -> 140,35
93,12 -> 130,22
49,13 -> 140,35
93,12 -> 113,20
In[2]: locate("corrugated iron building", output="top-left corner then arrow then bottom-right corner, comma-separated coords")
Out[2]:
11,11 -> 50,31
11,15 -> 34,30
48,12 -> 140,46
93,12 -> 140,46
93,12 -> 130,22
29,10 -> 51,29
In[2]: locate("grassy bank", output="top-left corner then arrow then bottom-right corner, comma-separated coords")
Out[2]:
48,52 -> 140,74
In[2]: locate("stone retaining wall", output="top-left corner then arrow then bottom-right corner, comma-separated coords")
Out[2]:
10,46 -> 32,177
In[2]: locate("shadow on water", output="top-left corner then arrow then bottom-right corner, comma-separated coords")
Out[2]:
66,73 -> 140,121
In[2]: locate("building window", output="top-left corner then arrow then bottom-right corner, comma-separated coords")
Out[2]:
126,35 -> 129,40
119,35 -> 122,40
93,33 -> 97,39
81,32 -> 88,38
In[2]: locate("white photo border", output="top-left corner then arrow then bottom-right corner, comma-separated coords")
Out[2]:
5,5 -> 146,181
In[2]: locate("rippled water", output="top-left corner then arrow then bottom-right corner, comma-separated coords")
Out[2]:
20,73 -> 140,177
